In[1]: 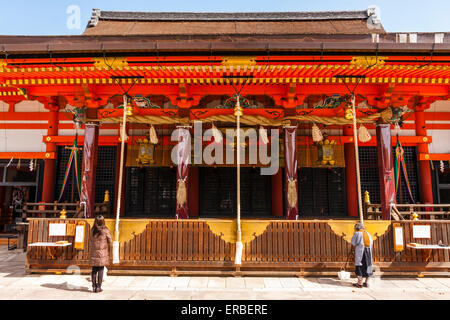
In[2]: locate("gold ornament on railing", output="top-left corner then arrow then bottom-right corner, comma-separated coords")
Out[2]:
104,190 -> 110,203
316,134 -> 336,166
364,190 -> 371,205
59,208 -> 67,219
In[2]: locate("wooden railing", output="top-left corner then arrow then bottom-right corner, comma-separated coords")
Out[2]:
26,218 -> 450,275
364,203 -> 450,220
22,202 -> 111,219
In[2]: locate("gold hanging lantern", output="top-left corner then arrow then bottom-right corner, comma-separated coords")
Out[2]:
316,134 -> 336,166
136,129 -> 157,165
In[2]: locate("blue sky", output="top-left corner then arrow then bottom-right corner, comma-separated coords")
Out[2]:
0,0 -> 449,35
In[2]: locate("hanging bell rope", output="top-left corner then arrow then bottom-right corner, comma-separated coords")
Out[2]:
149,125 -> 158,144
177,177 -> 187,206
311,123 -> 324,142
211,123 -> 223,143
259,126 -> 269,144
287,178 -> 298,208
358,124 -> 372,142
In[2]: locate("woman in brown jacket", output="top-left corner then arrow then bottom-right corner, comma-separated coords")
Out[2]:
89,215 -> 112,292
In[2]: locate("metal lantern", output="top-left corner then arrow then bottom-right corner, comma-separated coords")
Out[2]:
136,137 -> 155,165
316,134 -> 336,166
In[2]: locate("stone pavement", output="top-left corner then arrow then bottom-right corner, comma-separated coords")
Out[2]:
1,246 -> 449,300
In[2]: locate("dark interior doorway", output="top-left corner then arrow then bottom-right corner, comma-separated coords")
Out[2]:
125,166 -> 177,217
199,167 -> 272,218
298,167 -> 347,217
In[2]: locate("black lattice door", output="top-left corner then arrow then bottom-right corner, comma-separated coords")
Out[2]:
298,167 -> 346,217
126,167 -> 176,217
199,167 -> 271,217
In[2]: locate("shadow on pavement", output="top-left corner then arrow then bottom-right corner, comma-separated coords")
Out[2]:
41,282 -> 91,293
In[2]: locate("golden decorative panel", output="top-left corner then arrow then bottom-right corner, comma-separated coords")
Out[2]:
350,56 -> 387,68
92,57 -> 129,69
206,220 -> 270,244
86,219 -> 149,243
328,220 -> 391,243
221,57 -> 256,67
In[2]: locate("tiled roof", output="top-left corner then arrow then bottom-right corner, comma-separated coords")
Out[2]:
84,8 -> 384,36
92,10 -> 371,22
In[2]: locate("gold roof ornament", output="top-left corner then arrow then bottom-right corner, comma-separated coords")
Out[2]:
221,57 -> 256,67
350,56 -> 387,68
92,57 -> 129,70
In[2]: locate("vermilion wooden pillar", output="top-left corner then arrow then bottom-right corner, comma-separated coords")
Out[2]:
271,168 -> 283,217
188,166 -> 199,217
376,122 -> 396,220
41,108 -> 59,203
415,110 -> 434,204
343,125 -> 358,217
80,123 -> 99,218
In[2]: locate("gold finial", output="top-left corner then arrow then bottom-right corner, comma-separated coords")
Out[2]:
59,208 -> 67,219
364,190 -> 371,204
104,190 -> 110,203
411,212 -> 419,220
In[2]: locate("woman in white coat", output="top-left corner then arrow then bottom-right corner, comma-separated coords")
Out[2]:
350,223 -> 373,288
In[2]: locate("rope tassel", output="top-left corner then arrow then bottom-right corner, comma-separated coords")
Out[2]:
311,123 -> 323,142
149,125 -> 158,144
177,177 -> 187,206
211,123 -> 223,143
358,124 -> 372,142
287,178 -> 298,208
259,126 -> 269,144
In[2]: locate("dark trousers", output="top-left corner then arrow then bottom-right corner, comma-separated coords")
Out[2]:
355,247 -> 373,278
91,266 -> 104,288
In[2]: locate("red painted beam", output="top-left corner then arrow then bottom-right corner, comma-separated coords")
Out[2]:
0,152 -> 55,159
418,153 -> 450,161
43,135 -> 120,145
